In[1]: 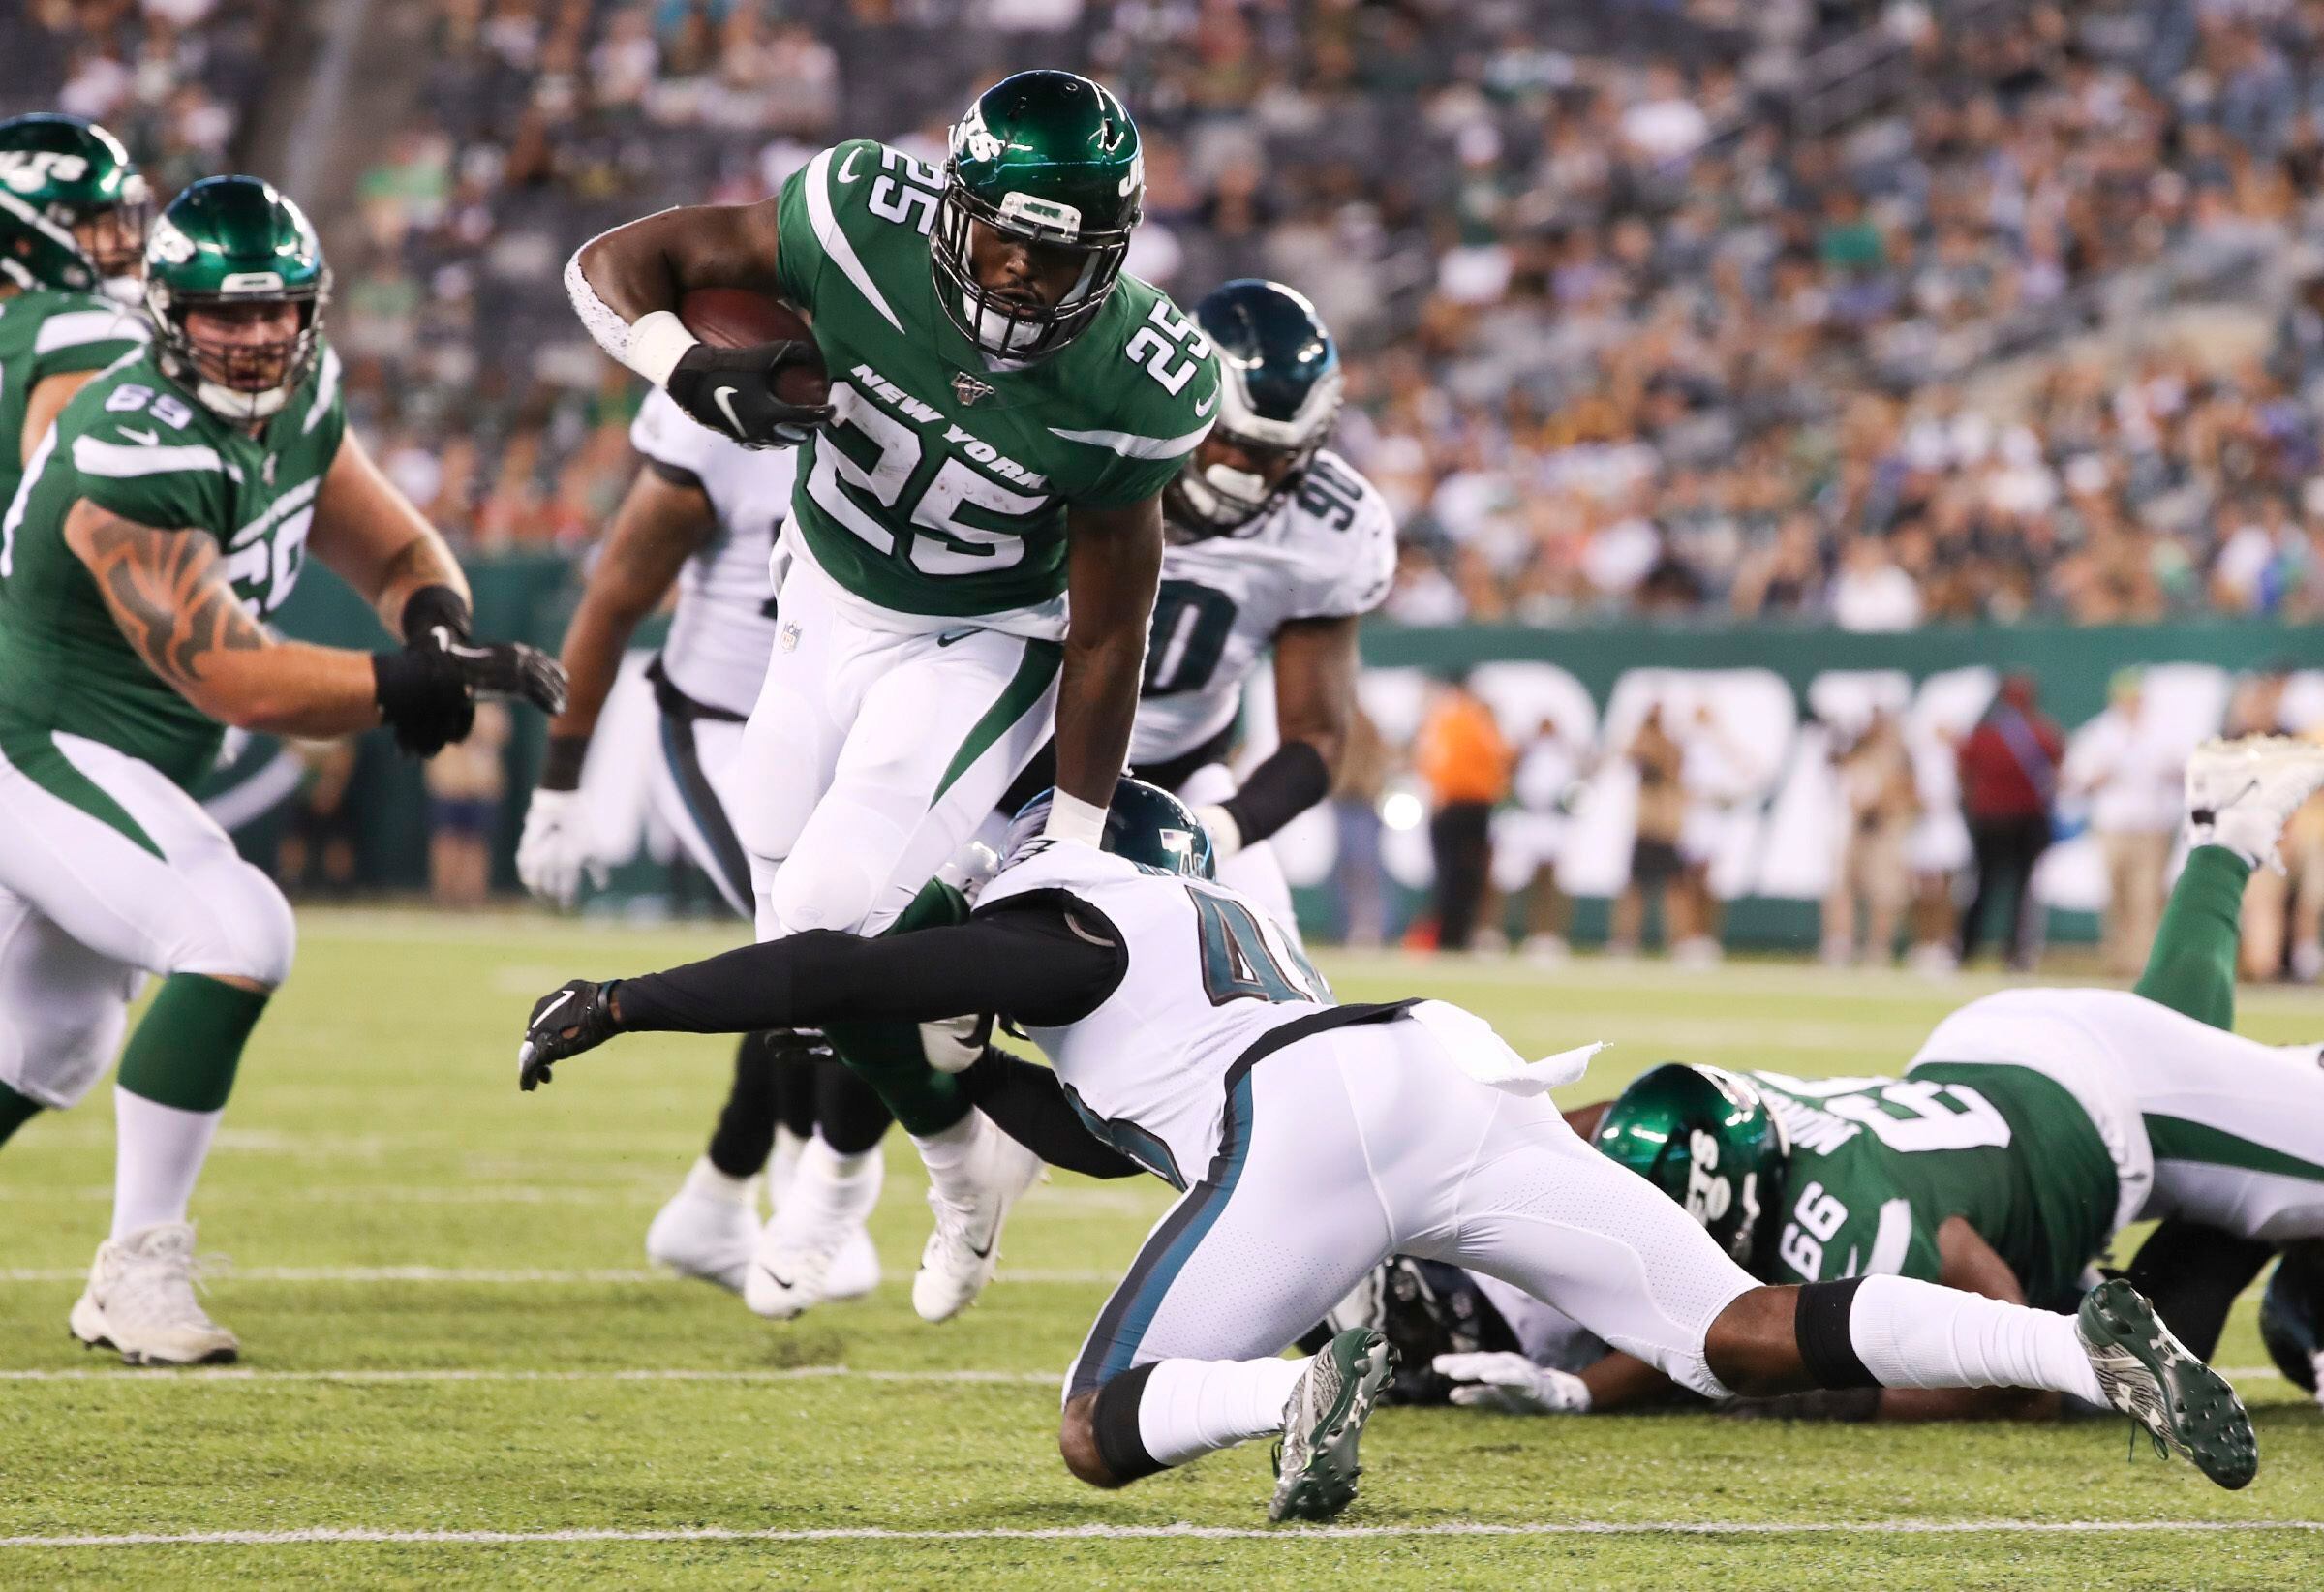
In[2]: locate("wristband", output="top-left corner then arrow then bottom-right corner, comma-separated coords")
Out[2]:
627,310 -> 700,388
1044,790 -> 1110,846
401,584 -> 472,646
539,734 -> 591,792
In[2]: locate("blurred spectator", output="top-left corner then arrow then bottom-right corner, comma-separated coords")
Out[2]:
1414,674 -> 1511,952
1674,702 -> 1756,965
1610,703 -> 1688,957
1329,711 -> 1392,951
2062,669 -> 2183,975
1956,674 -> 2064,970
277,737 -> 360,900
424,701 -> 509,908
1823,710 -> 1918,965
1506,713 -> 1586,964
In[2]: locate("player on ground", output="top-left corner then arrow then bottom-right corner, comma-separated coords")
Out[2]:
514,391 -> 888,1303
0,115 -> 151,507
519,779 -> 2258,1517
563,70 -> 1218,1322
0,176 -> 564,1364
1422,735 -> 2324,1421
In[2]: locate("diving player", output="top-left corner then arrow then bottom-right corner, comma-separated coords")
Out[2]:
514,391 -> 889,1306
1430,734 -> 2324,1421
518,780 -> 2258,1518
0,176 -> 565,1363
564,69 -> 1218,1323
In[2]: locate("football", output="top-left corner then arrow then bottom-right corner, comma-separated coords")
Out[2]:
678,287 -> 828,406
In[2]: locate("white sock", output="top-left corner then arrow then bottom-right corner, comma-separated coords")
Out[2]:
908,1111 -> 983,1199
111,1087 -> 222,1240
1136,1356 -> 1310,1467
1846,1275 -> 2105,1405
790,1134 -> 884,1226
683,1155 -> 756,1206
768,1126 -> 807,1208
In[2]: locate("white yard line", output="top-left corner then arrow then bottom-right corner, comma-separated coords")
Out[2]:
1,1519 -> 2319,1549
0,1362 -> 2283,1384
0,1265 -> 1121,1284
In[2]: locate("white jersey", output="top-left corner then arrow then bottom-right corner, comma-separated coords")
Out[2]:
1131,449 -> 1396,766
977,841 -> 1335,1189
628,390 -> 799,718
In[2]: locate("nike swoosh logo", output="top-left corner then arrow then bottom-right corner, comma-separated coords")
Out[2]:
712,385 -> 747,437
935,628 -> 976,648
967,1236 -> 994,1260
1194,392 -> 1217,417
118,425 -> 159,444
758,1262 -> 796,1290
534,990 -> 576,1034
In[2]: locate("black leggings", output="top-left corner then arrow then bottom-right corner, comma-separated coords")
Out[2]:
1959,814 -> 2051,966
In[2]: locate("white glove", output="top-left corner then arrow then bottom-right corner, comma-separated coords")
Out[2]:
1191,802 -> 1243,862
920,1012 -> 993,1074
516,788 -> 606,907
1432,1352 -> 1591,1415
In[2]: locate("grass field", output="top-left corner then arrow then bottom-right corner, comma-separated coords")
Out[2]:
3,909 -> 2320,1589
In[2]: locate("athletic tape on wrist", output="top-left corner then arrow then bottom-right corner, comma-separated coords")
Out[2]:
1044,790 -> 1110,847
626,311 -> 700,389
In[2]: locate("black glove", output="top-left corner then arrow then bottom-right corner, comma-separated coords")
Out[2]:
664,341 -> 833,448
400,584 -> 473,647
412,628 -> 569,717
374,637 -> 569,758
519,978 -> 623,1090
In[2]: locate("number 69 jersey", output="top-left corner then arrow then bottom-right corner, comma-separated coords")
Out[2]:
0,345 -> 345,789
1131,451 -> 1396,767
1743,1065 -> 2120,1312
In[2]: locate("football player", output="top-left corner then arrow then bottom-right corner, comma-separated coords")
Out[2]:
0,115 -> 151,509
0,176 -> 564,1363
514,392 -> 891,1307
564,70 -> 1218,1322
1429,735 -> 2324,1421
520,779 -> 2258,1518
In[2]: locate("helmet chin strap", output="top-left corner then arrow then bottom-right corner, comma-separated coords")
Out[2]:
199,378 -> 288,420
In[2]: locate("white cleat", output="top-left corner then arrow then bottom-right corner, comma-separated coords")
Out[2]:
69,1222 -> 237,1366
644,1158 -> 762,1294
912,1114 -> 1041,1324
2186,735 -> 2324,870
745,1141 -> 884,1321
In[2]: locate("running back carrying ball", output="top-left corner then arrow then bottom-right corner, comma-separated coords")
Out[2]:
663,288 -> 831,446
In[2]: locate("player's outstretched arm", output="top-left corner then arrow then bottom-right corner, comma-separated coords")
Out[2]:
1047,497 -> 1164,842
1196,614 -> 1358,859
519,464 -> 715,904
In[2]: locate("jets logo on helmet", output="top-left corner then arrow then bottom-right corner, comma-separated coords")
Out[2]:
1165,279 -> 1344,537
0,114 -> 149,295
0,151 -> 89,192
1595,1061 -> 1789,1267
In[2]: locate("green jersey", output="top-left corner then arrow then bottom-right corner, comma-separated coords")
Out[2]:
0,288 -> 147,509
1747,1064 -> 2119,1310
775,138 -> 1219,634
0,345 -> 347,788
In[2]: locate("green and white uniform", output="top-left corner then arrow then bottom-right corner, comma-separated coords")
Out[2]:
0,345 -> 343,1107
732,138 -> 1217,939
0,288 -> 145,509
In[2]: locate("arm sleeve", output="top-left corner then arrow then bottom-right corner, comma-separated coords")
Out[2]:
613,898 -> 1123,1035
956,1044 -> 1145,1179
1218,739 -> 1330,845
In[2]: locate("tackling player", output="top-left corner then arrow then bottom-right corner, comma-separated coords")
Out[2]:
519,779 -> 2258,1518
514,391 -> 890,1305
0,176 -> 565,1364
1425,735 -> 2324,1421
563,70 -> 1218,1322
0,115 -> 151,507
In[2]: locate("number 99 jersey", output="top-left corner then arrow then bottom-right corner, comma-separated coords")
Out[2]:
1131,450 -> 1396,767
1743,1065 -> 2120,1311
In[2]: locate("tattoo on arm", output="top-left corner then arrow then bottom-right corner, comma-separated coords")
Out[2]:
75,510 -> 267,691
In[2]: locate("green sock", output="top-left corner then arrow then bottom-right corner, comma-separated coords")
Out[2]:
2132,845 -> 2250,1032
115,974 -> 270,1114
823,879 -> 975,1138
0,1081 -> 42,1148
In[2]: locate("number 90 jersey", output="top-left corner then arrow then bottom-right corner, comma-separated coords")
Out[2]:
1744,1065 -> 2120,1311
773,139 -> 1218,639
978,839 -> 1332,1191
0,345 -> 345,790
1132,451 -> 1396,767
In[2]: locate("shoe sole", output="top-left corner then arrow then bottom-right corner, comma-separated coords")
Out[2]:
2081,1279 -> 2257,1489
1269,1332 -> 1397,1523
71,1320 -> 237,1367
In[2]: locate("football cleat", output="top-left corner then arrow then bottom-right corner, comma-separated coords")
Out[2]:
746,1143 -> 884,1321
69,1222 -> 237,1366
2076,1277 -> 2256,1489
2185,735 -> 2324,871
1269,1329 -> 1396,1522
644,1158 -> 761,1294
911,1114 -> 1040,1323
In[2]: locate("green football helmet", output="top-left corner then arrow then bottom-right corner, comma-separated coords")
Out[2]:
1002,777 -> 1216,880
1166,279 -> 1343,537
934,70 -> 1143,361
0,114 -> 148,296
144,176 -> 330,423
1594,1062 -> 1789,1268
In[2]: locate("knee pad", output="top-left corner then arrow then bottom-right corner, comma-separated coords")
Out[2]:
765,846 -> 879,937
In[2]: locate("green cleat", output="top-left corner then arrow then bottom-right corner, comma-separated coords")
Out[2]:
1269,1328 -> 1396,1523
2077,1277 -> 2257,1489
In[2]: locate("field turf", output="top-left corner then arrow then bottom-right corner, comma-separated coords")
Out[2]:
2,908 -> 2319,1589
